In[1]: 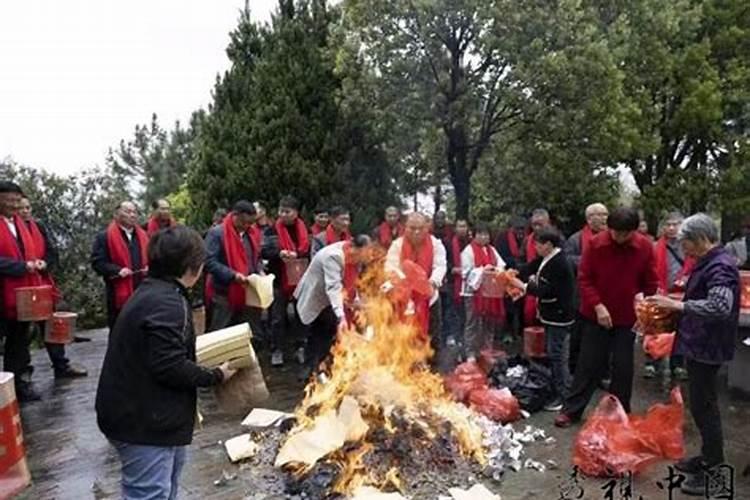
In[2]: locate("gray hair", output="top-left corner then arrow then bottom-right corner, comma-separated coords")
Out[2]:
531,208 -> 549,219
678,213 -> 719,244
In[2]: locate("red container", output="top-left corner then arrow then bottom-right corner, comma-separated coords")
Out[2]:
15,286 -> 53,322
740,271 -> 750,310
0,373 -> 31,498
45,312 -> 77,344
480,272 -> 505,298
284,258 -> 309,287
523,326 -> 546,358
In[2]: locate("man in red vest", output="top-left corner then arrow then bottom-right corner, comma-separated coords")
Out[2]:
19,196 -> 87,379
91,201 -> 148,329
312,206 -> 351,257
373,206 -> 403,249
0,181 -> 45,401
261,195 -> 310,367
145,198 -> 176,237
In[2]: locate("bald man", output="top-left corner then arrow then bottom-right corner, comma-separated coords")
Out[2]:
565,203 -> 609,271
91,201 -> 148,328
385,213 -> 447,352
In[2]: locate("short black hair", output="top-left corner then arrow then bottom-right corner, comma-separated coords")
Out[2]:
329,205 -> 349,218
213,208 -> 227,220
510,216 -> 527,229
474,222 -> 491,235
279,195 -> 300,211
0,181 -> 24,195
148,225 -> 206,279
151,198 -> 170,210
353,234 -> 371,248
608,207 -> 640,232
534,227 -> 562,247
314,206 -> 329,215
232,200 -> 256,216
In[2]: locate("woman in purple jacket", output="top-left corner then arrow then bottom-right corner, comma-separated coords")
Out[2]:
647,213 -> 739,497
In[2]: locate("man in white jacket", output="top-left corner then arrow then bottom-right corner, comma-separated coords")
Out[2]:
460,223 -> 506,361
385,213 -> 447,351
294,235 -> 374,376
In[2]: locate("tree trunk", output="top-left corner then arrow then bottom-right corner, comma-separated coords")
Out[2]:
433,182 -> 442,214
452,171 -> 470,220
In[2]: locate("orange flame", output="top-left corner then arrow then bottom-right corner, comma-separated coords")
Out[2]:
282,250 -> 485,495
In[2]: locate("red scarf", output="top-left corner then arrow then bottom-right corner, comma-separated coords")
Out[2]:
222,213 -> 259,311
275,218 -> 310,297
654,237 -> 695,292
470,242 -> 505,320
451,235 -> 469,302
26,219 -> 61,302
342,242 -> 359,324
146,216 -> 176,237
400,236 -> 434,340
106,222 -> 148,310
524,234 -> 539,325
0,214 -> 40,319
377,222 -> 404,248
311,223 -> 326,236
507,231 -> 521,259
325,224 -> 351,245
580,224 -> 595,256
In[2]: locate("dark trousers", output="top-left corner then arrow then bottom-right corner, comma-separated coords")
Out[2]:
545,324 -> 571,401
568,318 -> 582,375
305,306 -> 338,373
1,319 -> 33,381
429,299 -> 442,356
35,322 -> 70,371
208,295 -> 265,339
505,297 -> 524,337
686,359 -> 724,465
270,286 -> 301,352
563,320 -> 635,417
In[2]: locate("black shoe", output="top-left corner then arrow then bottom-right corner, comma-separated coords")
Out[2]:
54,364 -> 88,379
675,455 -> 704,474
73,335 -> 92,343
16,383 -> 41,403
680,464 -> 725,497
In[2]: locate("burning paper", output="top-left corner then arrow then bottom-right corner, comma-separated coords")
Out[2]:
275,396 -> 368,468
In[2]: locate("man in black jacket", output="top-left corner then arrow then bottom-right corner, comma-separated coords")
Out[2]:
90,201 -> 148,328
18,196 -> 87,379
96,226 -> 236,499
510,227 -> 576,411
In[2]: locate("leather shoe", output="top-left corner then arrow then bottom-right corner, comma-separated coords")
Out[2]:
16,383 -> 41,403
55,364 -> 88,379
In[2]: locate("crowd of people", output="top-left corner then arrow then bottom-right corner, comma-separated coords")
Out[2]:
0,178 -> 744,497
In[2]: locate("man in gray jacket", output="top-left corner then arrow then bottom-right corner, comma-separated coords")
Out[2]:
294,235 -> 374,376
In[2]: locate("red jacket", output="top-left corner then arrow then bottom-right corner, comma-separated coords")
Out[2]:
578,231 -> 658,327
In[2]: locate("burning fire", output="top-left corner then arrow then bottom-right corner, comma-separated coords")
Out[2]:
276,251 -> 486,496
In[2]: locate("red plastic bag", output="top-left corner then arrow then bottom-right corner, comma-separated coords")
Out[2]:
468,387 -> 521,423
643,333 -> 675,360
400,260 -> 433,297
573,387 -> 684,477
478,347 -> 507,374
444,361 -> 487,403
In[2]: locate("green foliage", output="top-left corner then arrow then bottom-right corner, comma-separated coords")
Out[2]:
107,112 -> 202,207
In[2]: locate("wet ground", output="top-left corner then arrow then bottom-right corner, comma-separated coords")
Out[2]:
14,330 -> 750,500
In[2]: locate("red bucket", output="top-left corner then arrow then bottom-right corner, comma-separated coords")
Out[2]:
0,373 -> 31,498
45,312 -> 77,344
740,271 -> 750,310
284,258 -> 309,287
15,286 -> 53,322
523,326 -> 546,358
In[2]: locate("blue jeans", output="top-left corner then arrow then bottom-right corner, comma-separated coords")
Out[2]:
111,440 -> 186,500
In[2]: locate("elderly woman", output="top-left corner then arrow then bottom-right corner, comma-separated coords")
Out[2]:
96,226 -> 237,499
646,213 -> 739,496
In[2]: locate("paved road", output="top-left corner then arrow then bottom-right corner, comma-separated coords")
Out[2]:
14,330 -> 750,499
